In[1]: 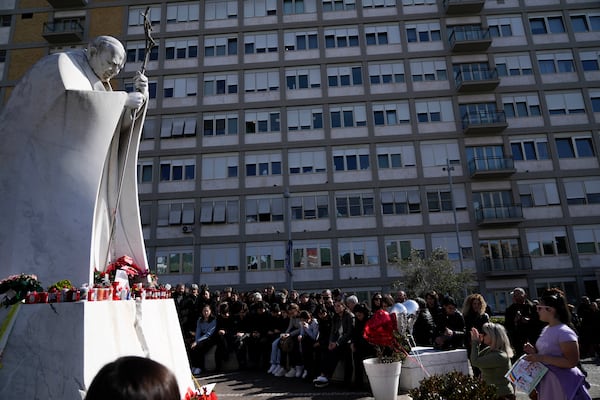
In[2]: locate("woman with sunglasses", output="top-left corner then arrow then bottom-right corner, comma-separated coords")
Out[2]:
470,322 -> 515,400
523,288 -> 591,400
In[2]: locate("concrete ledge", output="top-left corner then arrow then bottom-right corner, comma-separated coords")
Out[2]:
400,346 -> 470,391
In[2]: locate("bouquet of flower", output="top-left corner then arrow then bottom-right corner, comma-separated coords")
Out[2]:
363,309 -> 411,363
0,273 -> 43,307
184,382 -> 217,400
95,255 -> 148,288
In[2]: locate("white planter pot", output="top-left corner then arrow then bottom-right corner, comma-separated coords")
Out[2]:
363,357 -> 402,400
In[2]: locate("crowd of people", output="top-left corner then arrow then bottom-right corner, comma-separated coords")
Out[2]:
165,283 -> 598,399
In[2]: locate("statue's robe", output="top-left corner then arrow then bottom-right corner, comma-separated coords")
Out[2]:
0,50 -> 148,287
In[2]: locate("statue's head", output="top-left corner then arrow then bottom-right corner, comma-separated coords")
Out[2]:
86,36 -> 126,83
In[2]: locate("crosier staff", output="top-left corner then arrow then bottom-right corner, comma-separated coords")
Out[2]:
104,7 -> 156,271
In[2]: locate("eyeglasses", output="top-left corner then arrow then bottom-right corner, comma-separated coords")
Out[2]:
536,305 -> 553,312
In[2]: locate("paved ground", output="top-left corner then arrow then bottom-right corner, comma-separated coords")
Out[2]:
194,357 -> 600,399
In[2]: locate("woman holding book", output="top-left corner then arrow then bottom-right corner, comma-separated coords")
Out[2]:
470,322 -> 515,400
523,288 -> 591,400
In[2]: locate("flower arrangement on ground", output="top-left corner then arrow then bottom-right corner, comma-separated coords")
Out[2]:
363,308 -> 411,363
0,273 -> 43,307
408,370 -> 497,400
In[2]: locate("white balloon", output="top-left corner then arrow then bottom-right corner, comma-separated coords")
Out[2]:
390,302 -> 407,315
403,299 -> 419,316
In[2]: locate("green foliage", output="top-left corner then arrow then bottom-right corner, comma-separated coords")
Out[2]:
392,248 -> 474,300
490,315 -> 505,324
409,371 -> 497,400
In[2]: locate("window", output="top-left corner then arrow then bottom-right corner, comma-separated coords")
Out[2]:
291,195 -> 329,219
288,149 -> 327,174
160,115 -> 197,137
381,189 -> 421,215
556,136 -> 595,158
245,153 -> 282,177
164,76 -> 197,98
339,238 -> 378,266
410,59 -> 447,82
165,39 -> 198,60
202,112 -> 238,136
286,67 -> 321,90
329,104 -> 367,128
244,70 -> 279,93
166,2 -> 199,23
126,81 -> 158,99
293,241 -> 332,268
363,0 -> 396,8
495,53 -> 533,76
205,0 -> 238,21
142,118 -> 157,140
420,141 -> 460,167
564,180 -> 600,205
518,181 -> 560,207
204,36 -> 237,57
244,32 -> 278,54
0,15 -> 11,27
128,6 -> 161,27
570,14 -> 600,33
511,138 -> 549,161
573,226 -> 600,254
426,189 -> 453,212
405,22 -> 441,43
244,0 -> 277,17
156,251 -> 193,274
591,94 -> 600,113
137,162 -> 153,183
324,27 -> 359,48
365,24 -> 401,45
401,0 -> 436,6
415,99 -> 454,123
466,145 -> 507,172
126,41 -> 159,63
368,62 -> 405,84
327,65 -> 362,87
245,198 -> 284,222
284,0 -> 317,14
527,228 -> 568,256
203,73 -> 238,95
201,154 -> 238,179
386,237 -> 424,262
246,242 -> 284,270
453,62 -> 494,82
159,159 -> 195,181
284,30 -> 319,51
488,16 -> 517,38
529,16 -> 565,35
432,232 -> 473,261
333,148 -> 370,171
377,144 -> 415,168
545,92 -> 585,115
537,52 -> 574,74
479,238 -> 521,265
502,94 -> 541,118
580,51 -> 600,72
472,190 -> 513,216
322,0 -> 355,12
157,201 -> 196,226
287,107 -> 324,130
336,193 -> 374,217
200,200 -> 239,224
201,246 -> 239,272
373,102 -> 410,125
459,102 -> 500,124
245,110 -> 280,134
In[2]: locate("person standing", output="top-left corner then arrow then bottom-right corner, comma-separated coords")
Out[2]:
523,288 -> 591,400
469,323 -> 515,400
463,293 -> 490,376
504,287 -> 541,360
433,296 -> 466,350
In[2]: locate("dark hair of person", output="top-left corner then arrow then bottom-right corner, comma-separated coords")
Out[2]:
85,356 -> 180,400
299,310 -> 312,320
540,287 -> 572,326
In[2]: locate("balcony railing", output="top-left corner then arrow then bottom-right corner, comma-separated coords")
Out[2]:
42,19 -> 84,43
481,256 -> 532,274
462,110 -> 507,134
468,157 -> 516,177
449,27 -> 491,52
475,204 -> 524,225
455,69 -> 499,92
443,0 -> 485,14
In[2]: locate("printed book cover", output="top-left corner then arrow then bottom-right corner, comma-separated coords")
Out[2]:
505,355 -> 548,394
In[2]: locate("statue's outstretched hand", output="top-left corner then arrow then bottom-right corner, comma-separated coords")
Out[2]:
125,72 -> 148,109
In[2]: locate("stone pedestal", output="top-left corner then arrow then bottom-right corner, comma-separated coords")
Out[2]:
0,300 -> 193,400
400,346 -> 470,391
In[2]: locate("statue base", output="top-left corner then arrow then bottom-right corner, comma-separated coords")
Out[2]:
0,300 -> 193,399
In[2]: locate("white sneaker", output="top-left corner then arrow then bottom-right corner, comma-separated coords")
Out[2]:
301,369 -> 308,379
274,366 -> 287,377
295,366 -> 304,378
267,364 -> 277,374
285,368 -> 296,378
313,376 -> 329,387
